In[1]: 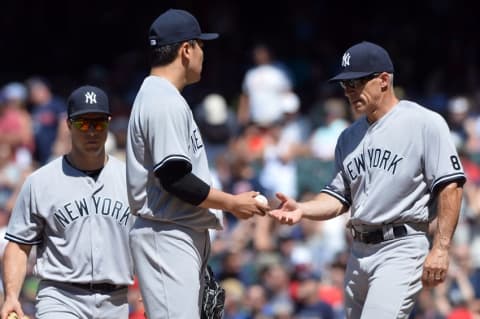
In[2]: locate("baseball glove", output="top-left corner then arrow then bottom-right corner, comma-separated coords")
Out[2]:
201,265 -> 225,319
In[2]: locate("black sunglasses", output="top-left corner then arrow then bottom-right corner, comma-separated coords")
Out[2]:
340,73 -> 381,90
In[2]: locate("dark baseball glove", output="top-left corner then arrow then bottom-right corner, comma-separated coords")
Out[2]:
201,265 -> 225,319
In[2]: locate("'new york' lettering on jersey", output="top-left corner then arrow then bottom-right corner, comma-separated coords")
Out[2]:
321,100 -> 466,226
346,148 -> 404,180
5,156 -> 135,285
54,195 -> 131,227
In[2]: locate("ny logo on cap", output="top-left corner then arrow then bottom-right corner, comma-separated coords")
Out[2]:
342,52 -> 351,67
85,92 -> 97,104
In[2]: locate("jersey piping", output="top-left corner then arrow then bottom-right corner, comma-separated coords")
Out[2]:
153,154 -> 191,172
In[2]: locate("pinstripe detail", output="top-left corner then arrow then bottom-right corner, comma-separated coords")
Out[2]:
5,233 -> 42,245
432,173 -> 466,192
320,189 -> 351,206
153,154 -> 191,172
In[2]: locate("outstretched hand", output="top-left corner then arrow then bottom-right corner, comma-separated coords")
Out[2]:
268,192 -> 303,225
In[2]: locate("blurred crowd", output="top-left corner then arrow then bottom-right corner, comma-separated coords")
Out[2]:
2,43 -> 480,319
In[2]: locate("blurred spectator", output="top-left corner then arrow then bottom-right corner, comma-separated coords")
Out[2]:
279,91 -> 311,144
409,289 -> 444,319
222,278 -> 248,319
318,257 -> 347,319
259,92 -> 310,200
447,96 -> 471,144
309,97 -> 349,161
238,44 -> 293,127
243,284 -> 270,318
293,271 -> 335,319
435,244 -> 478,317
0,82 -> 35,168
0,143 -> 32,216
260,263 -> 295,317
26,77 -> 67,165
196,93 -> 238,165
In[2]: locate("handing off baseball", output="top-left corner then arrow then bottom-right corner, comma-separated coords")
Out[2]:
254,193 -> 270,215
254,194 -> 268,206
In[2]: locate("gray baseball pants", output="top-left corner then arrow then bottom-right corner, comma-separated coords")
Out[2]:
129,217 -> 210,319
344,231 -> 429,319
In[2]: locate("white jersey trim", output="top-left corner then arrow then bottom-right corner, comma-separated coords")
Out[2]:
320,188 -> 351,206
5,233 -> 42,245
431,172 -> 466,193
153,154 -> 191,172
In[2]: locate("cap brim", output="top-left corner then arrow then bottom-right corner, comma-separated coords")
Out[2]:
328,71 -> 374,82
198,33 -> 219,41
69,110 -> 111,118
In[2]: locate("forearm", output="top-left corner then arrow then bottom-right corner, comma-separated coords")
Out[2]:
432,182 -> 463,250
198,187 -> 234,212
299,192 -> 348,221
2,242 -> 31,299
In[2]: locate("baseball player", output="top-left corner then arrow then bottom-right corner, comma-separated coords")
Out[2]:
125,8 -> 268,319
269,41 -> 466,319
0,85 -> 135,319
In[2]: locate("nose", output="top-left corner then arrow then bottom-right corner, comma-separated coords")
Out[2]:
86,125 -> 99,135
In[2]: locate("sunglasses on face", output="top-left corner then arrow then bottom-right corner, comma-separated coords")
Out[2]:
70,118 -> 109,132
340,73 -> 381,90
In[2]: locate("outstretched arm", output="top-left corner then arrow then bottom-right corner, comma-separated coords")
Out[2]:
156,160 -> 268,219
1,242 -> 32,319
199,188 -> 268,219
269,192 -> 348,225
422,181 -> 463,287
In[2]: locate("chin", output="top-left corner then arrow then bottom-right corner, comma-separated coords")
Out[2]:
189,76 -> 201,85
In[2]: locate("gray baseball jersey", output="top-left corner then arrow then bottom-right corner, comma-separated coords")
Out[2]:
322,100 -> 466,225
5,155 -> 135,285
126,75 -> 222,230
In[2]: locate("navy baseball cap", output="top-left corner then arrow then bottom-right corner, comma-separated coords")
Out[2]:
329,41 -> 394,82
67,85 -> 111,119
149,9 -> 219,47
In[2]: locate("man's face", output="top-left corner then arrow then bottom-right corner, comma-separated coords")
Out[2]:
185,39 -> 205,84
341,73 -> 384,115
68,113 -> 110,156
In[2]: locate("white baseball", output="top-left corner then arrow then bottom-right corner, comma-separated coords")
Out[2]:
255,194 -> 268,205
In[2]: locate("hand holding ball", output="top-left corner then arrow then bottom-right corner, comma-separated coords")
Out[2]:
255,194 -> 268,206
7,313 -> 30,319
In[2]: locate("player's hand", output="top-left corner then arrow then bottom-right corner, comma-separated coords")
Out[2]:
422,246 -> 449,288
229,191 -> 268,219
268,192 -> 302,225
0,297 -> 25,319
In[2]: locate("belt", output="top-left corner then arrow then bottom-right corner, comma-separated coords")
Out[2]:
69,282 -> 128,292
351,225 -> 408,244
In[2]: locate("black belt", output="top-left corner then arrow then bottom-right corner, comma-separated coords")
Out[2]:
351,225 -> 408,244
69,282 -> 128,292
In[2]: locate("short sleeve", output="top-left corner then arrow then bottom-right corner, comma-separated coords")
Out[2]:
5,178 -> 44,245
148,99 -> 191,172
423,113 -> 466,193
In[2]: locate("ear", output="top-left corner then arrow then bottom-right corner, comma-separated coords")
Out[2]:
379,73 -> 390,90
180,42 -> 193,59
